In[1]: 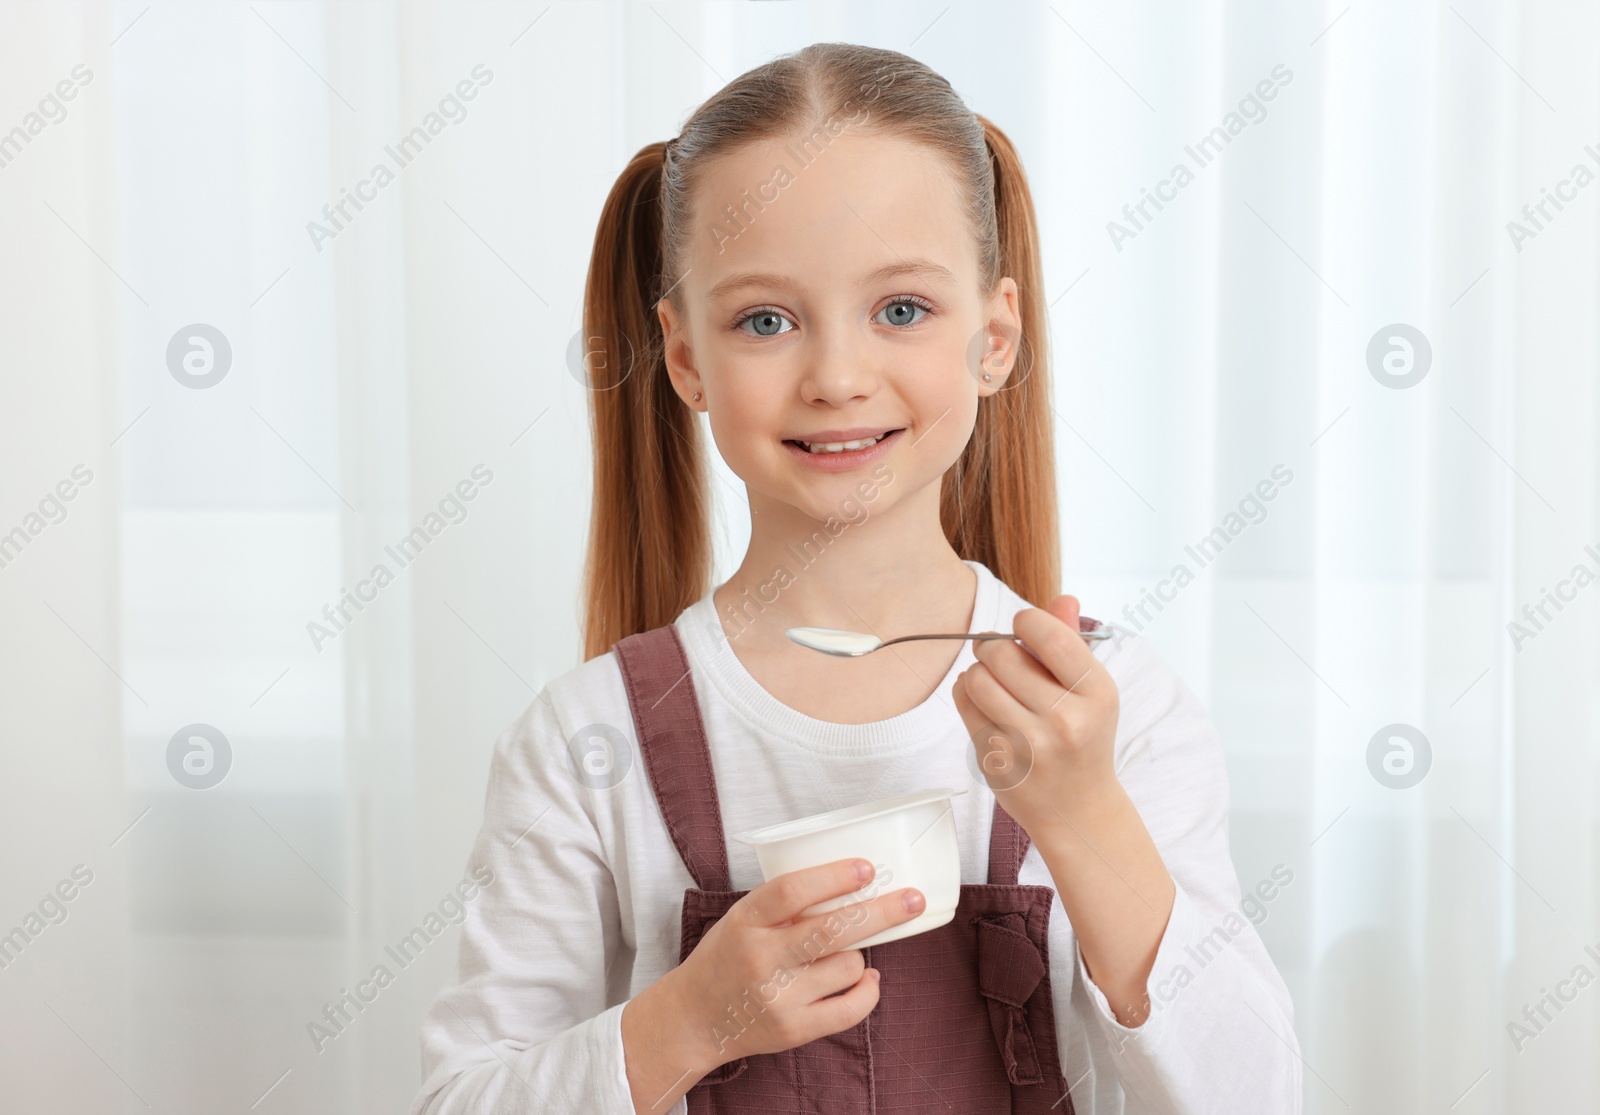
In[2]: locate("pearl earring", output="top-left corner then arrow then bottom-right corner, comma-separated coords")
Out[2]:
692,392 -> 702,401
982,374 -> 992,382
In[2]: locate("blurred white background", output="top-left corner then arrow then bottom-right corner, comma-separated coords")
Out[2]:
0,1 -> 1596,1111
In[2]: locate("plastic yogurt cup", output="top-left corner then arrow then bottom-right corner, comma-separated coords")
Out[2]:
734,788 -> 966,948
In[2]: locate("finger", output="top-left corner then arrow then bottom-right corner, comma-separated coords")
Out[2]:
1049,593 -> 1081,632
1011,604 -> 1115,705
801,966 -> 881,1038
951,668 -> 990,743
789,948 -> 865,1003
784,887 -> 924,958
952,670 -> 1031,764
741,858 -> 875,927
953,672 -> 1040,788
960,659 -> 1036,728
1008,595 -> 1083,668
970,636 -> 1064,713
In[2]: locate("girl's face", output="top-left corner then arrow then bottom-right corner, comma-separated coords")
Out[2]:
657,131 -> 1020,524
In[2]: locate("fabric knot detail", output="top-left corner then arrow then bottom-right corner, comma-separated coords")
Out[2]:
976,913 -> 1046,1006
975,912 -> 1047,1084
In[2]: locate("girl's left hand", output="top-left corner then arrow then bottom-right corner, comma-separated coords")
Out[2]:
951,594 -> 1121,840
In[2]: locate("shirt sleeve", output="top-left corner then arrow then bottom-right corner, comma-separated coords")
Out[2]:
410,690 -> 639,1115
1073,630 -> 1302,1114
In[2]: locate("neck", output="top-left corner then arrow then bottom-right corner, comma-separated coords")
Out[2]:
713,478 -> 978,646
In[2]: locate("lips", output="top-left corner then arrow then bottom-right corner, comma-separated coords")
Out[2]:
782,427 -> 906,471
791,430 -> 896,455
785,427 -> 903,453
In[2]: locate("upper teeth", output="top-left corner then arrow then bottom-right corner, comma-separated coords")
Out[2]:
799,433 -> 889,454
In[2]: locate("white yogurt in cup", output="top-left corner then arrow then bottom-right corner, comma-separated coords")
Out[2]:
734,788 -> 966,948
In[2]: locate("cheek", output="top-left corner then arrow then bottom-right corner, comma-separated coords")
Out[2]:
702,371 -> 785,465
899,336 -> 980,428
913,381 -> 980,472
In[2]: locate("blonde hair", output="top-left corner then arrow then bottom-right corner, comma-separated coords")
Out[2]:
579,42 -> 1058,660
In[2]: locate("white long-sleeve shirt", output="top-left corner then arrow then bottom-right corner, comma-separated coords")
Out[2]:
410,560 -> 1302,1114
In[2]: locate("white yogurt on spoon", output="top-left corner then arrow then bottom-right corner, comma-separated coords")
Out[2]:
785,627 -> 883,656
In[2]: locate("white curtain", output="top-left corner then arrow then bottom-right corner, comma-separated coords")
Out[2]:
0,2 -> 1593,1112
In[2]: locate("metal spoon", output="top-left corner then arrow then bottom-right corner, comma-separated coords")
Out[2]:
786,623 -> 1113,658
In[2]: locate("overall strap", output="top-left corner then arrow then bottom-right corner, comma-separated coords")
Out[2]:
613,624 -> 733,893
987,801 -> 1032,886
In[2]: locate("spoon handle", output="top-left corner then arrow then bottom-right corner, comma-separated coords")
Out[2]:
878,628 -> 1112,650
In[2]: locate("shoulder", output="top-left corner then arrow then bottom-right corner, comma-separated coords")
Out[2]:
543,648 -> 634,730
1094,627 -> 1210,747
485,650 -> 634,792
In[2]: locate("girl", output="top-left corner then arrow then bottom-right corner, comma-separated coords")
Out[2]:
412,42 -> 1299,1115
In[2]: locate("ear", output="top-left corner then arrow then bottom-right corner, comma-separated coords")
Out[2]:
976,276 -> 1022,396
657,298 -> 706,411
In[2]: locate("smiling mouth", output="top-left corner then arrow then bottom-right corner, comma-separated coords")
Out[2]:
786,430 -> 904,455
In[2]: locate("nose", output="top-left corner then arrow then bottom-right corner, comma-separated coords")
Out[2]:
798,319 -> 878,406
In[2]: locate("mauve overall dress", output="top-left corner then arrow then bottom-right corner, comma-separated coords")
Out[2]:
615,623 -> 1078,1114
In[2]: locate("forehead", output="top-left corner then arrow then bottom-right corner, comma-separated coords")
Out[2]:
683,130 -> 978,303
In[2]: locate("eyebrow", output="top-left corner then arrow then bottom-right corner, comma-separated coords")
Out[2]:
705,257 -> 958,302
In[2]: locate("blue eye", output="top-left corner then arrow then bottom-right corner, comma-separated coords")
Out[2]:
733,297 -> 934,336
874,298 -> 932,328
736,308 -> 794,337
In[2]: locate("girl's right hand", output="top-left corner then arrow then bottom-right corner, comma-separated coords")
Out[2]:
672,857 -> 926,1070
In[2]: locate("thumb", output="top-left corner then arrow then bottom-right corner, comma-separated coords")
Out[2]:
1046,593 -> 1081,631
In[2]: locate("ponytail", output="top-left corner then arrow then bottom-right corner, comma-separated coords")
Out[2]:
579,141 -> 711,661
940,116 -> 1060,609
